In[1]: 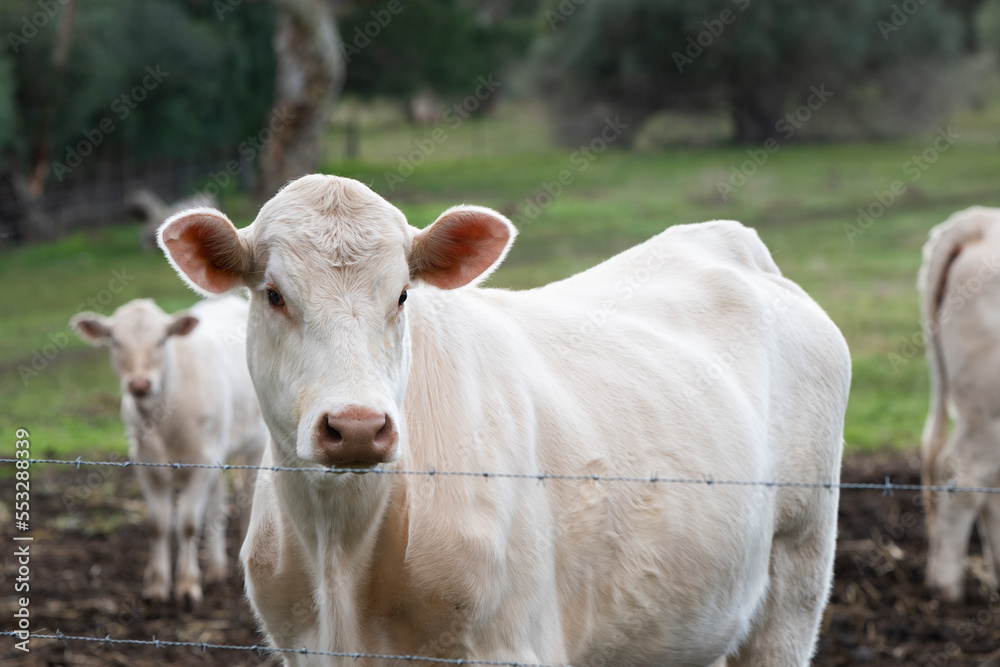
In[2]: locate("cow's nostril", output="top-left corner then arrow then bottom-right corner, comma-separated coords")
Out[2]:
324,418 -> 343,445
374,417 -> 394,447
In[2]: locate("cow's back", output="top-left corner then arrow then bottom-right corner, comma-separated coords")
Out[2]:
935,216 -> 1000,417
175,297 -> 264,460
402,220 -> 849,663
521,220 -> 849,661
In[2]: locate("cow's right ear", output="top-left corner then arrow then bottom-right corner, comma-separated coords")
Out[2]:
409,205 -> 516,289
70,312 -> 111,346
157,207 -> 250,295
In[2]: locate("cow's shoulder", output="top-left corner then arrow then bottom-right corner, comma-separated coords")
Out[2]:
657,219 -> 780,276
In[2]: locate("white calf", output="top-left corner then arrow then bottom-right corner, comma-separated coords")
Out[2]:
159,175 -> 851,665
71,297 -> 267,606
919,206 -> 1000,601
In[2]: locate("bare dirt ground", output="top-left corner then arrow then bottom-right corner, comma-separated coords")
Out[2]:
1,451 -> 998,666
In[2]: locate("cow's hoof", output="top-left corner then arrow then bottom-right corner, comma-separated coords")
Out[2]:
929,582 -> 964,604
176,584 -> 203,611
141,585 -> 170,604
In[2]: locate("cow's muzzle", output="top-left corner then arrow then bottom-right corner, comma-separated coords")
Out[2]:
313,406 -> 398,468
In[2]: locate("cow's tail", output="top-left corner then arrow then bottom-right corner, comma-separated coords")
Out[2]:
917,207 -> 991,497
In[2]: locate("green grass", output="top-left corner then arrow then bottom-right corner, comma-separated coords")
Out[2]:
3,106 -> 1000,459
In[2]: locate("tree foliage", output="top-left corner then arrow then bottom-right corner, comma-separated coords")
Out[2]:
339,0 -> 536,100
0,0 -> 276,183
532,0 -> 966,143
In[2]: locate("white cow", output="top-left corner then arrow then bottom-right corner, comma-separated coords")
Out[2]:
71,297 -> 267,606
158,174 -> 850,665
918,206 -> 1000,602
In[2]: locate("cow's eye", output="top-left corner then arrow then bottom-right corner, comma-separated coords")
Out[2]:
398,290 -> 407,306
267,288 -> 284,307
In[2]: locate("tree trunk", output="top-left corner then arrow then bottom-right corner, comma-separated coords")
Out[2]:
729,89 -> 783,144
1,170 -> 56,242
26,0 -> 76,198
257,0 -> 346,198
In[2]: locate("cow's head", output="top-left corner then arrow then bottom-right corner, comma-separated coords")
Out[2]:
157,175 -> 515,469
71,299 -> 199,402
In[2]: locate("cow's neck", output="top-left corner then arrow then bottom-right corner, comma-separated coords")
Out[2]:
277,463 -> 394,553
272,447 -> 409,650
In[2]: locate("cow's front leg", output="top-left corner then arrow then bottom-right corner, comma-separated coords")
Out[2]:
174,467 -> 219,607
202,474 -> 229,585
137,466 -> 172,602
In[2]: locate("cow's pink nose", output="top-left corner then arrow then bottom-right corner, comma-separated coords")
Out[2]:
128,378 -> 152,397
315,407 -> 397,467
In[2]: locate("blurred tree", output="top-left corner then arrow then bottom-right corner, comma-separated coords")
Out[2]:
943,0 -> 989,50
532,0 -> 966,144
257,0 -> 346,198
338,0 -> 535,102
0,0 -> 276,238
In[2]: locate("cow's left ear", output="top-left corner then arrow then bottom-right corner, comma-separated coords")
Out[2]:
167,312 -> 199,338
409,205 -> 516,289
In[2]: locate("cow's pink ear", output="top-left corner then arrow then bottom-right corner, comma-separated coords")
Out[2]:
70,312 -> 111,346
409,206 -> 516,289
167,313 -> 199,338
158,208 -> 250,295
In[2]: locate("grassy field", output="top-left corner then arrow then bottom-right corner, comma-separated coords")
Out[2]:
3,105 -> 999,460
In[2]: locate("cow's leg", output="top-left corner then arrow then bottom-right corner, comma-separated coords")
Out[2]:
136,467 -> 173,602
925,424 -> 994,602
727,490 -> 837,667
202,473 -> 228,585
173,467 -> 219,607
230,457 -> 258,538
975,466 -> 1000,589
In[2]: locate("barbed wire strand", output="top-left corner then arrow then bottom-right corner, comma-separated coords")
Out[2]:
2,457 -> 999,494
0,630 -> 570,666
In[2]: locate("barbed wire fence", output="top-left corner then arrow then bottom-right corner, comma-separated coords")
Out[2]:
4,455 -> 999,664
6,457 -> 1000,494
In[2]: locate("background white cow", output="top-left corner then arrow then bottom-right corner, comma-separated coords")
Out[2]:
918,206 -> 1000,602
159,174 -> 851,665
71,297 -> 267,606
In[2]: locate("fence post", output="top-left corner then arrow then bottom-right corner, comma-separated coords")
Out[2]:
345,121 -> 359,160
